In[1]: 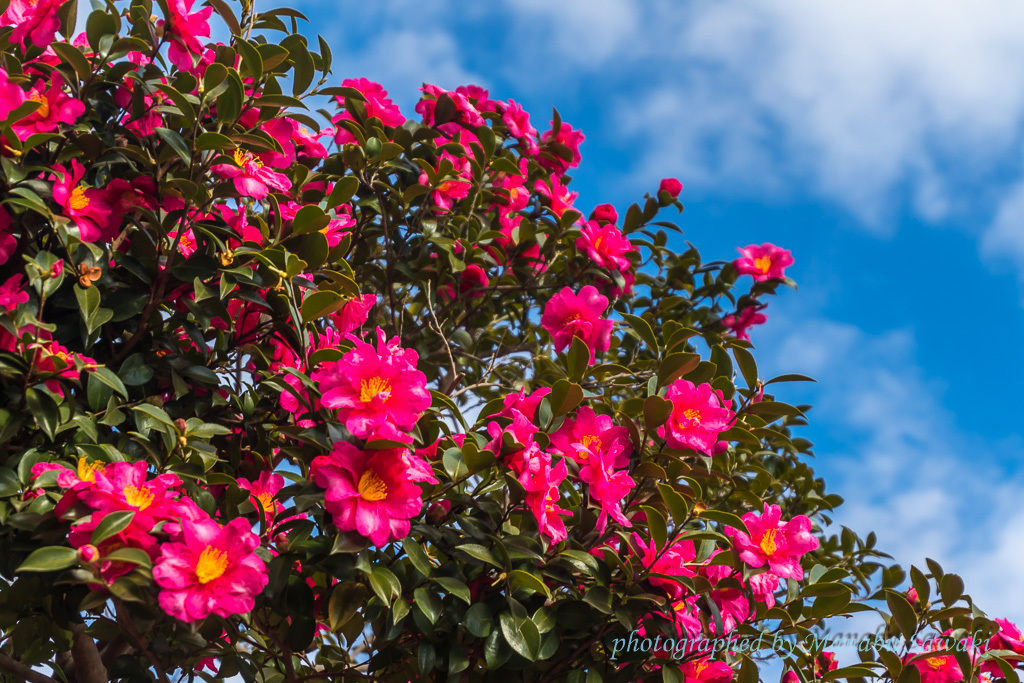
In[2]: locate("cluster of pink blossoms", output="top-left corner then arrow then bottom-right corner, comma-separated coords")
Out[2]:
31,460 -> 270,623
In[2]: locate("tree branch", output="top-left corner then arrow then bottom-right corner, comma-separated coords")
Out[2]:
70,623 -> 108,683
0,651 -> 59,683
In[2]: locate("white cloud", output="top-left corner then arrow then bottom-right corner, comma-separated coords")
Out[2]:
602,0 -> 1024,227
766,317 -> 1024,621
982,171 -> 1024,276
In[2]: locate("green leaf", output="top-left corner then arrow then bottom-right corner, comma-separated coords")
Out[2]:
499,612 -> 539,661
658,353 -> 701,388
699,509 -> 749,536
25,388 -> 59,440
885,590 -> 918,642
465,603 -> 493,638
367,566 -> 400,604
657,483 -> 690,526
50,42 -> 92,81
17,546 -> 77,572
414,586 -> 442,624
90,510 -> 135,545
455,544 -> 502,568
508,569 -> 552,600
432,576 -> 470,604
548,379 -> 584,417
328,581 -> 367,632
442,447 -> 468,480
565,335 -> 590,381
622,313 -> 659,354
89,366 -> 128,399
235,38 -> 264,80
939,574 -> 963,606
403,539 -> 433,577
640,505 -> 667,548
103,547 -> 151,566
733,346 -> 758,389
196,131 -> 235,151
643,395 -> 673,429
155,127 -> 192,165
326,176 -> 359,210
300,290 -> 345,321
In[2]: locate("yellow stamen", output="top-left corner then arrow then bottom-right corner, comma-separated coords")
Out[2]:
233,149 -> 262,168
77,457 -> 102,483
357,470 -> 388,501
759,527 -> 779,556
925,657 -> 946,671
122,484 -> 154,510
359,376 -> 391,404
29,92 -> 49,119
682,408 -> 702,424
195,546 -> 229,584
754,256 -> 772,274
68,186 -> 90,211
255,491 -> 274,515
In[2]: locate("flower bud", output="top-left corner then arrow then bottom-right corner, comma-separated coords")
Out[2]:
659,177 -> 683,199
78,544 -> 100,564
427,500 -> 451,524
590,203 -> 618,224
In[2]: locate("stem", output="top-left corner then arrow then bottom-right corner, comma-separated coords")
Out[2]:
0,651 -> 59,683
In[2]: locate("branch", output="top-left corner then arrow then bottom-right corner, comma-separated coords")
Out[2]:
70,623 -> 108,683
0,651 -> 59,683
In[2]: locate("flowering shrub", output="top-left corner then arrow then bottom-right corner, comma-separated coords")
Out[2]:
0,1 -> 1015,681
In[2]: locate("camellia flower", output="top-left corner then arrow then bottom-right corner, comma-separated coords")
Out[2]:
68,512 -> 160,582
0,206 -> 15,265
211,149 -> 292,200
519,456 -> 572,543
590,203 -> 618,224
539,121 -> 585,174
499,99 -> 538,151
0,69 -> 25,123
330,293 -> 375,335
2,0 -> 64,49
312,328 -> 431,442
82,461 -> 184,531
680,657 -> 734,683
904,641 -> 963,683
633,535 -> 698,600
309,441 -> 424,546
540,286 -> 614,365
724,504 -> 819,580
535,175 -> 578,218
734,243 -> 794,282
13,73 -> 84,139
153,517 -> 268,622
577,446 -> 635,532
721,303 -> 768,341
237,471 -> 285,526
658,379 -> 735,455
659,177 -> 683,198
52,160 -> 115,242
0,274 -> 28,311
494,386 -> 552,423
161,0 -> 213,72
576,220 -> 636,275
549,406 -> 632,468
333,78 -> 405,145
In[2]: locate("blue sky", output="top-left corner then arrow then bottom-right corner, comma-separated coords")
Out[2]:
283,0 -> 1024,630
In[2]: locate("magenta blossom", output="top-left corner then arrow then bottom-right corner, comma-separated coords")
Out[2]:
310,442 -> 424,546
734,243 -> 794,282
722,304 -> 768,341
312,328 -> 431,442
724,503 -> 819,581
0,275 -> 28,311
2,0 -> 64,49
153,517 -> 268,622
576,220 -> 636,275
330,293 -> 375,336
659,177 -> 683,198
81,461 -> 183,531
658,379 -> 735,455
161,0 -> 213,72
237,471 -> 286,526
52,160 -> 115,242
333,78 -> 405,145
211,150 -> 291,200
13,73 -> 84,139
540,286 -> 613,365
539,121 -> 585,174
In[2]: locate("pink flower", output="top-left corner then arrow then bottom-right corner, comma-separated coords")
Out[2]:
419,152 -> 472,212
309,441 -> 424,546
52,160 -> 115,242
904,642 -> 962,683
167,228 -> 198,257
539,121 -> 585,174
161,0 -> 213,72
0,206 -> 15,265
633,535 -> 698,600
519,456 -> 572,543
576,220 -> 636,274
416,84 -> 485,131
81,461 -> 184,531
211,150 -> 292,200
0,274 -> 28,311
734,243 -> 794,282
2,0 -> 64,49
455,84 -> 497,113
549,406 -> 631,468
312,328 -> 431,442
0,68 -> 25,123
237,471 -> 286,526
724,504 -> 819,580
153,517 -> 268,622
13,73 -> 84,139
68,512 -> 160,582
540,286 -> 613,365
657,379 -> 734,455
722,304 -> 768,341
590,204 -> 618,224
494,387 -> 552,423
499,99 -> 538,147
216,204 -> 263,245
659,177 -> 683,198
749,571 -> 781,607
333,78 -> 404,145
578,445 -> 635,532
330,294 -> 375,335
535,175 -> 578,218
681,657 -> 734,683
